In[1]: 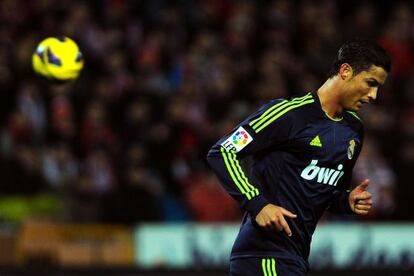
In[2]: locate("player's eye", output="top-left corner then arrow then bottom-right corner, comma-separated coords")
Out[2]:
366,80 -> 379,87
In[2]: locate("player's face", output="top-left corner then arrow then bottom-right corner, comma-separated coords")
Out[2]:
341,65 -> 388,111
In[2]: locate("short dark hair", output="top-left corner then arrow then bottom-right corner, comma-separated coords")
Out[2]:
327,39 -> 391,78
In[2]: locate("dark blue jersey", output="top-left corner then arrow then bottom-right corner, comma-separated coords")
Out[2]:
207,91 -> 364,270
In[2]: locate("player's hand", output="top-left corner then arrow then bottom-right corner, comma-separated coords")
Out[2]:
348,179 -> 373,215
255,204 -> 297,236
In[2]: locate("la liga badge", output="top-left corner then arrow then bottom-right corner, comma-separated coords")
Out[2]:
221,126 -> 253,152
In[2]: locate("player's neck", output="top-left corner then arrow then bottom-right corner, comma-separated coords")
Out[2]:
317,78 -> 344,120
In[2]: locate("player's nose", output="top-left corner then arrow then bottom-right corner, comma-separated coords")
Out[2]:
367,88 -> 378,102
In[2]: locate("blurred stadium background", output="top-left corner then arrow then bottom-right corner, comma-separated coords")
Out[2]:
0,0 -> 413,275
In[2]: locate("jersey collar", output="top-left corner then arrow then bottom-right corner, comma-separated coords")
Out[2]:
310,90 -> 344,121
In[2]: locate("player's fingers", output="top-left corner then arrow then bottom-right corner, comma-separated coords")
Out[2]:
275,223 -> 284,232
356,179 -> 370,191
355,204 -> 371,211
356,199 -> 372,205
266,221 -> 278,231
257,216 -> 275,229
355,191 -> 372,201
280,208 -> 297,219
277,216 -> 292,237
265,216 -> 281,230
268,219 -> 283,231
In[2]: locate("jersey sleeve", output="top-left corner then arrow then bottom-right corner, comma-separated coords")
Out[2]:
207,94 -> 314,218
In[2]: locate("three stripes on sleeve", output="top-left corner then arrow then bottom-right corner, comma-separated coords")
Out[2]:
220,147 -> 259,200
262,258 -> 278,276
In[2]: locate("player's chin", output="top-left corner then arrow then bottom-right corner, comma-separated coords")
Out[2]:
348,104 -> 361,112
355,102 -> 364,110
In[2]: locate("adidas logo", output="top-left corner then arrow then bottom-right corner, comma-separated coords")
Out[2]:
310,135 -> 322,147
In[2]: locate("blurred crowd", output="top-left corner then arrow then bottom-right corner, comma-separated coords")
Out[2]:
0,0 -> 413,224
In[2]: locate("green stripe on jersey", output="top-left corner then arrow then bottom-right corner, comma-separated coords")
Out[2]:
254,99 -> 314,133
262,258 -> 268,276
347,111 -> 362,122
272,258 -> 277,276
250,93 -> 312,129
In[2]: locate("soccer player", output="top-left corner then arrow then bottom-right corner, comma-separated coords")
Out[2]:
207,40 -> 391,275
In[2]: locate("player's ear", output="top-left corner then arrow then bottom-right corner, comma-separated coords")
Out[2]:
338,63 -> 353,80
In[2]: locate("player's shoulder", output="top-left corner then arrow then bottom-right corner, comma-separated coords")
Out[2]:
283,92 -> 320,118
264,92 -> 316,113
271,92 -> 320,121
247,92 -> 316,133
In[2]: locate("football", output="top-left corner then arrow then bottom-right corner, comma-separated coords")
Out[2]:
32,36 -> 84,82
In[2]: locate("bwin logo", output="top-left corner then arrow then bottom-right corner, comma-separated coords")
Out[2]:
300,160 -> 344,186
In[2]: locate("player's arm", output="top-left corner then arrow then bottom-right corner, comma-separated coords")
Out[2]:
328,133 -> 371,215
207,94 -> 314,234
